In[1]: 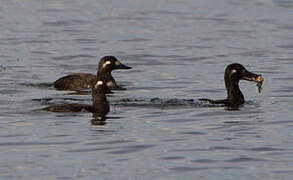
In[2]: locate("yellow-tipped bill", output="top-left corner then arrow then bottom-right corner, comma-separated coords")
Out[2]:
256,75 -> 263,93
256,76 -> 263,82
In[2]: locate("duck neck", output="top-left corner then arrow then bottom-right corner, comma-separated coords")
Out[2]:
98,69 -> 112,77
92,90 -> 109,115
225,78 -> 244,105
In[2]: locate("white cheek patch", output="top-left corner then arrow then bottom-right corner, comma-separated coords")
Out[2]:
102,61 -> 111,68
231,69 -> 237,74
94,81 -> 103,88
97,81 -> 103,85
107,81 -> 114,87
115,61 -> 120,66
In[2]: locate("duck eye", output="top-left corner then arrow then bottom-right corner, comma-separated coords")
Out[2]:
102,61 -> 111,68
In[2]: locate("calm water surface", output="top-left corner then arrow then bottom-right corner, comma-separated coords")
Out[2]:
1,0 -> 293,179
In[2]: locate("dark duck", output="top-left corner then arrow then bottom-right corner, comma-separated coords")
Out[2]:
200,63 -> 263,106
44,77 -> 110,117
53,56 -> 132,91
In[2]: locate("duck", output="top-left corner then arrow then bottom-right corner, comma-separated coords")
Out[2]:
200,63 -> 263,106
53,56 -> 132,91
44,77 -> 110,117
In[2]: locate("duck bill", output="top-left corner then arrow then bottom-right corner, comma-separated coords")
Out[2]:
115,63 -> 132,70
242,71 -> 263,93
242,71 -> 260,82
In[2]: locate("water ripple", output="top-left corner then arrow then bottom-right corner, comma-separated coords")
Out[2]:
106,144 -> 156,154
52,55 -> 95,60
0,141 -> 77,146
170,166 -> 242,172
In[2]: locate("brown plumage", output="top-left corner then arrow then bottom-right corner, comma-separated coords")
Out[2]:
200,63 -> 263,106
53,56 -> 131,91
44,77 -> 110,117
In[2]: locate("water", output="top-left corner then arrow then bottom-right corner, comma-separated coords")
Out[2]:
1,0 -> 293,179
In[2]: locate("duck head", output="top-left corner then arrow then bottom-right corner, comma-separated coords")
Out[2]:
92,77 -> 109,94
98,56 -> 132,75
224,63 -> 263,105
225,63 -> 262,84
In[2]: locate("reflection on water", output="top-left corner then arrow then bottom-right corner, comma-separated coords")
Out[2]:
91,118 -> 107,126
0,0 -> 293,179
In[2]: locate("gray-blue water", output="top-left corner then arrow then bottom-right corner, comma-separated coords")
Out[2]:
1,0 -> 293,179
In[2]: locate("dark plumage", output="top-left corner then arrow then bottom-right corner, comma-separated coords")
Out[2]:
200,63 -> 263,106
54,56 -> 131,91
53,73 -> 96,91
44,77 -> 110,117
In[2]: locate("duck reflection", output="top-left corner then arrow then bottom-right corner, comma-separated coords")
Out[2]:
91,115 -> 107,125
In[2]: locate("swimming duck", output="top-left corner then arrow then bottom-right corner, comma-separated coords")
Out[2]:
200,63 -> 263,106
54,56 -> 132,91
44,77 -> 110,117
